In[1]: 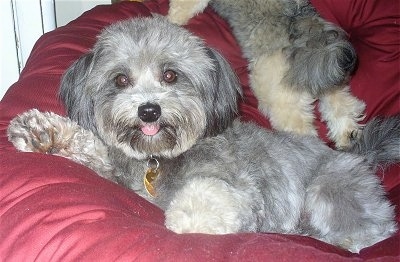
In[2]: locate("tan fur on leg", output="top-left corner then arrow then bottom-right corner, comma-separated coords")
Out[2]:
167,0 -> 210,25
319,87 -> 366,148
250,51 -> 317,135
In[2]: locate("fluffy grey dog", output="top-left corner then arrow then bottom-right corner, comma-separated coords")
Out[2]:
168,0 -> 366,148
7,16 -> 398,253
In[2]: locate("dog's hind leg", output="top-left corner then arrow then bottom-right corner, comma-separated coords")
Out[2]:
304,153 -> 397,252
284,9 -> 357,97
318,87 -> 365,149
7,109 -> 115,180
251,51 -> 317,135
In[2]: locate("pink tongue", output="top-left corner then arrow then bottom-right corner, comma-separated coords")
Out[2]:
141,123 -> 160,136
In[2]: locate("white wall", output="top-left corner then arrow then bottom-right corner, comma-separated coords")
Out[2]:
0,1 -> 20,100
0,0 -> 110,100
55,0 -> 109,27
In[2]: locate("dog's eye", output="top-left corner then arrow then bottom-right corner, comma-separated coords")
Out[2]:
163,70 -> 177,84
115,74 -> 130,88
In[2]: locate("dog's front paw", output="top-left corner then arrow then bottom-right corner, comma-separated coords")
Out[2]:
318,87 -> 366,149
165,177 -> 255,234
7,109 -> 77,154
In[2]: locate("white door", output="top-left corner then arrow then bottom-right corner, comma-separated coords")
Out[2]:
0,0 -> 56,100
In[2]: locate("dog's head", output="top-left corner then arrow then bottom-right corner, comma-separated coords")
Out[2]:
60,16 -> 241,160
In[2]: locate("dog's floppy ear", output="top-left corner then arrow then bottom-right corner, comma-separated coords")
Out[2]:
203,48 -> 242,136
59,52 -> 97,133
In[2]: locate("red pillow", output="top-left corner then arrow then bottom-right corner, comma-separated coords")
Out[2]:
0,0 -> 398,260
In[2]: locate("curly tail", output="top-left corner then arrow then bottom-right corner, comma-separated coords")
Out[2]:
347,115 -> 400,169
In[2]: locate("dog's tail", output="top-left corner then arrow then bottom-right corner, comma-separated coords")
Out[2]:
346,115 -> 400,170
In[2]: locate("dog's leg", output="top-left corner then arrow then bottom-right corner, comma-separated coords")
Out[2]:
285,12 -> 357,97
165,176 -> 259,234
251,51 -> 317,135
7,109 -> 114,180
318,87 -> 365,149
167,0 -> 210,25
304,153 -> 397,253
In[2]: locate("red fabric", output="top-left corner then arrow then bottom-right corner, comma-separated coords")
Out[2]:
0,0 -> 398,260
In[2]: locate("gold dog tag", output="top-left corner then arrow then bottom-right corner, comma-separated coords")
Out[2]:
144,156 -> 160,197
144,168 -> 159,197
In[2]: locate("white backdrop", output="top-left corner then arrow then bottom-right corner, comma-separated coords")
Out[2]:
0,0 -> 56,100
0,0 -> 108,100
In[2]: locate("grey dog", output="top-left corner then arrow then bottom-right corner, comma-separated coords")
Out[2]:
8,16 -> 398,253
168,0 -> 366,148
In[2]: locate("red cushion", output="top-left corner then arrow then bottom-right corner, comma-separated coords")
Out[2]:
0,0 -> 398,260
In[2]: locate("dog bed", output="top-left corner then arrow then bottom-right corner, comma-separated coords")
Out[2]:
0,0 -> 398,260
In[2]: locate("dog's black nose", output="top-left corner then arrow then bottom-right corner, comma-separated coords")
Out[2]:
138,103 -> 161,122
